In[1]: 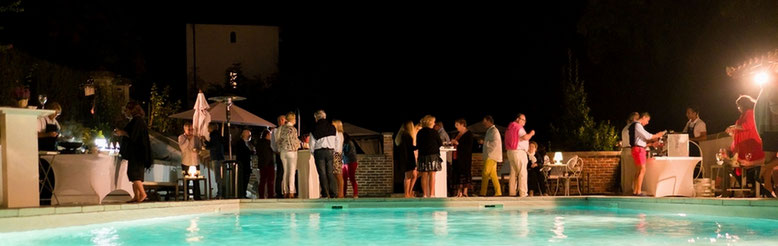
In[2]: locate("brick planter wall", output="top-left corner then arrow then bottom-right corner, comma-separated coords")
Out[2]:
559,151 -> 621,194
344,133 -> 394,197
468,151 -> 621,195
362,131 -> 622,197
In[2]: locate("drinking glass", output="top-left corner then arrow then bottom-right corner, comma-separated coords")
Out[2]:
38,94 -> 47,109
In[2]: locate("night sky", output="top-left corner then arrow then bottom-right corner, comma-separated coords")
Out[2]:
4,1 -> 778,144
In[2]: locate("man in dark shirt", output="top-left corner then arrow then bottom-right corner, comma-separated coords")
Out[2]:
233,129 -> 255,199
256,130 -> 275,198
205,124 -> 225,198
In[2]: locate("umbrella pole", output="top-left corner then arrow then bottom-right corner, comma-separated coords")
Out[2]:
226,97 -> 236,198
227,97 -> 233,160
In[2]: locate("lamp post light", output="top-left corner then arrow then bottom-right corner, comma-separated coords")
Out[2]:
755,71 -> 770,87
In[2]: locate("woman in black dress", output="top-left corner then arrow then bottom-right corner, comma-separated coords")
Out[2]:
114,101 -> 152,203
396,120 -> 418,198
527,141 -> 548,196
416,115 -> 443,198
451,118 -> 473,197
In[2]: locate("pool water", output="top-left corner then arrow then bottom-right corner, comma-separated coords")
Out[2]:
3,206 -> 778,245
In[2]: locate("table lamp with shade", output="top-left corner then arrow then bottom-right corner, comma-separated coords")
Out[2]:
187,166 -> 198,178
553,152 -> 563,165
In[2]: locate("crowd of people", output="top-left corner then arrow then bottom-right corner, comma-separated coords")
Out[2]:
397,114 -> 549,198
171,109 -> 361,200
41,99 -> 778,202
620,96 -> 778,197
110,107 -> 552,200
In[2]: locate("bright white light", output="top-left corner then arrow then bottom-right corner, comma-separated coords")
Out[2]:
188,166 -> 197,177
677,213 -> 687,217
553,152 -> 564,164
755,72 -> 770,86
94,138 -> 107,149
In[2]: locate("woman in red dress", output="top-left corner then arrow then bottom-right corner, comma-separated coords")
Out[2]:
726,95 -> 766,196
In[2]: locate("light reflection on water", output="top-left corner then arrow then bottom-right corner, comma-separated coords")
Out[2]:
89,226 -> 118,246
550,216 -> 567,242
3,206 -> 778,245
185,217 -> 202,243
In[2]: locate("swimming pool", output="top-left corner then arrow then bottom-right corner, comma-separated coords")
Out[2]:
3,205 -> 778,245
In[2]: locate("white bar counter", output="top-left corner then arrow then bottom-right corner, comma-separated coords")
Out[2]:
41,151 -> 134,205
643,156 -> 701,197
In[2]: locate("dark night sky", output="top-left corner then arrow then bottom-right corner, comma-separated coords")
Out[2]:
5,1 -> 778,145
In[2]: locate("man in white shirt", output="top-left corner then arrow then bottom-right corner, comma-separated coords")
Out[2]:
628,112 -> 665,196
271,115 -> 286,198
682,107 -> 707,156
479,115 -> 503,196
178,122 -> 202,200
310,110 -> 339,198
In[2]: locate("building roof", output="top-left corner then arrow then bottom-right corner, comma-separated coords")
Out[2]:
343,122 -> 380,137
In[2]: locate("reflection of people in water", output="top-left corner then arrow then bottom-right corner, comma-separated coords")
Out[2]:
635,213 -> 647,234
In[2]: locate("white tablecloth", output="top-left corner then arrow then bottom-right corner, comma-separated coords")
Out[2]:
643,157 -> 701,197
41,152 -> 134,205
434,148 -> 456,198
296,150 -> 320,199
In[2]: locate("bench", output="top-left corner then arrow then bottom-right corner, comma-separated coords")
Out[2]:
142,181 -> 177,201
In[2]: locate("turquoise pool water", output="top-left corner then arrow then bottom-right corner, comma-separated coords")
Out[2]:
3,206 -> 778,245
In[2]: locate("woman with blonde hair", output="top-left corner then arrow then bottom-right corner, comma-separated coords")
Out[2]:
417,115 -> 443,197
332,120 -> 345,198
277,112 -> 300,198
397,120 -> 418,198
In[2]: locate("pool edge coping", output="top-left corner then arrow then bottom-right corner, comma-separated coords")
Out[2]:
1,196 -> 777,232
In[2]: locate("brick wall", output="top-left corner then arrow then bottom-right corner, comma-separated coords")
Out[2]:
559,151 -> 621,194
344,133 -> 394,197
350,132 -> 621,197
468,151 -> 621,195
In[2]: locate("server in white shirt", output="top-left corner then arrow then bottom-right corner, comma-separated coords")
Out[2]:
620,112 -> 640,148
619,112 -> 639,194
628,112 -> 665,196
682,107 -> 707,156
37,102 -> 62,151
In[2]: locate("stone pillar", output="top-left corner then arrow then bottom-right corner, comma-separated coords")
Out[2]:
0,107 -> 54,208
382,132 -> 393,157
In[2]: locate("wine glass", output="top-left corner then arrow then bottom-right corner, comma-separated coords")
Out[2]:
716,148 -> 726,165
38,94 -> 47,109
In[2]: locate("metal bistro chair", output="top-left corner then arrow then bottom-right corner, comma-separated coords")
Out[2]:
540,165 -> 555,195
563,156 -> 584,196
544,156 -> 573,196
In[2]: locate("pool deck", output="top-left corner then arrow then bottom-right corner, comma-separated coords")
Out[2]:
1,196 -> 777,232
